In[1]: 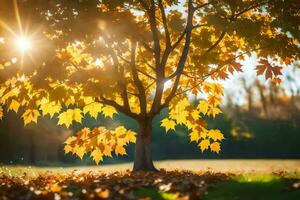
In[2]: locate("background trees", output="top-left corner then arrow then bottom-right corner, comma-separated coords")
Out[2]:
0,0 -> 299,171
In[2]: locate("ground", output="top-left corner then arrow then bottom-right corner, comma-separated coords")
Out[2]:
0,160 -> 300,199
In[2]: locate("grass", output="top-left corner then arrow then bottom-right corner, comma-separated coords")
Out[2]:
134,187 -> 179,200
1,159 -> 300,177
203,174 -> 300,200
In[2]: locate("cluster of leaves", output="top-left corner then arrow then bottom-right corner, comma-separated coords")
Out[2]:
161,82 -> 224,153
0,170 -> 227,200
64,126 -> 136,164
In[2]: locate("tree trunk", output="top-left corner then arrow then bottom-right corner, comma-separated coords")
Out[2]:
133,121 -> 158,172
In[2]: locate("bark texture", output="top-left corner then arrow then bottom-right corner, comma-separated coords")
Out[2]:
133,122 -> 158,171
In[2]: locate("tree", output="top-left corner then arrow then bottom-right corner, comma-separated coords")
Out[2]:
0,0 -> 299,171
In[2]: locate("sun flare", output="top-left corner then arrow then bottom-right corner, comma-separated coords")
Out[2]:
16,37 -> 31,52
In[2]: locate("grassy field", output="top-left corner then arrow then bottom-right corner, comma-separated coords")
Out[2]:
1,160 -> 300,199
1,159 -> 300,177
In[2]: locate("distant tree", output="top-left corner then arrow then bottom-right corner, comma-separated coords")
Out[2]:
0,0 -> 299,171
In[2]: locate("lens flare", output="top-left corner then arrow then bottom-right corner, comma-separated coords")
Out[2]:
16,37 -> 31,52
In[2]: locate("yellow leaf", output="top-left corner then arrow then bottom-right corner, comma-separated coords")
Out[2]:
21,109 -> 40,126
161,118 -> 176,132
8,99 -> 20,113
177,98 -> 190,110
213,84 -> 224,96
83,102 -> 103,119
40,101 -> 61,118
115,145 -> 126,156
102,105 -> 117,118
197,100 -> 209,115
207,107 -> 222,118
75,146 -> 86,159
103,145 -> 112,157
0,88 -> 19,104
73,108 -> 83,123
210,142 -> 221,153
114,126 -> 127,136
64,145 -> 73,154
126,130 -> 136,143
199,139 -> 210,152
58,109 -> 73,128
190,131 -> 199,142
175,110 -> 188,124
64,136 -> 77,145
191,110 -> 200,120
58,109 -> 83,128
200,128 -> 208,139
208,129 -> 224,141
91,149 -> 103,165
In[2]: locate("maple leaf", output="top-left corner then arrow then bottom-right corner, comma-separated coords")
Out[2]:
175,110 -> 188,124
191,110 -> 200,120
213,84 -> 224,96
210,142 -> 221,153
64,136 -> 77,145
214,68 -> 228,80
75,146 -> 86,159
197,100 -> 209,115
115,145 -> 126,156
73,108 -> 83,122
0,88 -> 19,104
83,102 -> 103,119
114,126 -> 127,136
91,149 -> 103,165
102,145 -> 112,157
58,109 -> 83,128
40,101 -> 61,118
207,107 -> 222,118
161,118 -> 176,132
256,59 -> 282,80
64,145 -> 73,154
227,62 -> 243,74
199,139 -> 210,152
208,95 -> 221,107
126,130 -> 136,143
190,131 -> 199,142
21,109 -> 40,126
102,106 -> 117,118
208,129 -> 224,141
8,99 -> 20,113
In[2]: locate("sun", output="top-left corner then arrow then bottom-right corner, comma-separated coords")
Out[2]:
16,36 -> 32,52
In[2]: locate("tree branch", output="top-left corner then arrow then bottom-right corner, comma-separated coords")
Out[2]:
235,1 -> 270,19
202,31 -> 226,56
154,0 -> 195,116
99,96 -> 139,119
101,32 -> 130,112
129,41 -> 147,116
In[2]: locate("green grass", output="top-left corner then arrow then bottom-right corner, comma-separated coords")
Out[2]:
134,188 -> 179,200
203,175 -> 300,200
133,175 -> 300,200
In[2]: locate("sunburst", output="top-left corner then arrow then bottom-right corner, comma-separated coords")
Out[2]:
0,0 -> 38,66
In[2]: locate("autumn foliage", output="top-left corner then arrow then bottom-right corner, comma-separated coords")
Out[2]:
0,0 -> 299,170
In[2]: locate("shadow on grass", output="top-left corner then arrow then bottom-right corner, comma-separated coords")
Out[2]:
203,175 -> 300,200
